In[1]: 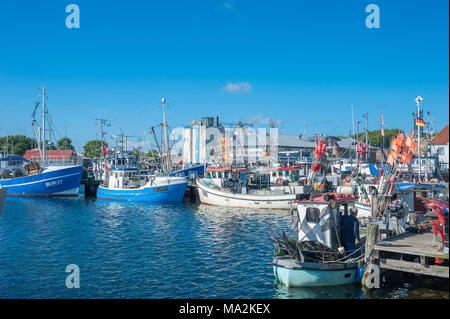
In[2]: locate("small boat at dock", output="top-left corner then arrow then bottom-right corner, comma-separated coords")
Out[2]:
271,193 -> 363,287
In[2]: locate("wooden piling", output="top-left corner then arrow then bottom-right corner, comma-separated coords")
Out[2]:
365,223 -> 380,260
362,223 -> 380,287
371,195 -> 378,217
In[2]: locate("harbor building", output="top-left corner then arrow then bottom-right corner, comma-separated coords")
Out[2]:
181,117 -> 319,166
429,124 -> 449,178
179,118 -> 386,166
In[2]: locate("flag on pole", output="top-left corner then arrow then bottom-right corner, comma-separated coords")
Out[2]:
381,128 -> 384,137
380,114 -> 385,136
416,119 -> 425,127
381,114 -> 384,125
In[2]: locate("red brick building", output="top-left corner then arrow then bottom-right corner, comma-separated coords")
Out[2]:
23,149 -> 77,162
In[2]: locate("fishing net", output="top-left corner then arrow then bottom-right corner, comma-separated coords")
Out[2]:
269,231 -> 343,263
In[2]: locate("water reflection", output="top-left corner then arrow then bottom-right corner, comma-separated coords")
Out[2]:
274,282 -> 364,299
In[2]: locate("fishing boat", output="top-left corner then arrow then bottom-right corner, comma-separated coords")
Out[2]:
197,167 -> 312,209
271,193 -> 363,287
96,156 -> 187,202
96,98 -> 188,202
0,156 -> 83,196
0,88 -> 83,197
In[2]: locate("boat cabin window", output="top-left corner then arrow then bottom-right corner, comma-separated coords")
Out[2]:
218,172 -> 222,178
305,207 -> 321,224
206,172 -> 212,178
272,172 -> 276,177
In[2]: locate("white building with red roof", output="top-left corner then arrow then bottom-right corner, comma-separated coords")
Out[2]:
430,124 -> 449,170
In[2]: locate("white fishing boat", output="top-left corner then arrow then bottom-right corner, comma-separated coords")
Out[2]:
272,193 -> 362,287
197,167 -> 312,209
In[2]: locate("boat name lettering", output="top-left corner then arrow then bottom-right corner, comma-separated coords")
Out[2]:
45,179 -> 63,187
154,186 -> 168,192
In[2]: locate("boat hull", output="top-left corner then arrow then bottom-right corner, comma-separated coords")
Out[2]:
273,258 -> 358,287
197,179 -> 296,209
97,181 -> 187,202
0,165 -> 83,197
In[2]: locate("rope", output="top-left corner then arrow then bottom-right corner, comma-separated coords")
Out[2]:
321,244 -> 366,264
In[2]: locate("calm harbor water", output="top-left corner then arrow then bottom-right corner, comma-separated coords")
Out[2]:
0,196 -> 448,299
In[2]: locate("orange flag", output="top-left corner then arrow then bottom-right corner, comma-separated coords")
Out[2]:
400,149 -> 414,164
387,152 -> 397,165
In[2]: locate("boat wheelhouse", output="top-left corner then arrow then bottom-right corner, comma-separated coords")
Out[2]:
263,166 -> 301,185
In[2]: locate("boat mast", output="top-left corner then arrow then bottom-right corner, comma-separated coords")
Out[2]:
42,87 -> 46,165
355,120 -> 361,165
416,96 -> 423,181
351,104 -> 355,161
96,118 -> 109,161
162,98 -> 171,174
363,112 -> 369,162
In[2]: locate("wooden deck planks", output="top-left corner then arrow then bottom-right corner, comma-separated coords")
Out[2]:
373,232 -> 449,260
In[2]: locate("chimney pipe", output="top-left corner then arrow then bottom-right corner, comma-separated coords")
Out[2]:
216,116 -> 219,126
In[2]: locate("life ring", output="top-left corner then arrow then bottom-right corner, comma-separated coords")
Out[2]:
275,177 -> 283,185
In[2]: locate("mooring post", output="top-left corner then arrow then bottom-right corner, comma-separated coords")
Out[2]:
371,195 -> 378,217
362,222 -> 380,287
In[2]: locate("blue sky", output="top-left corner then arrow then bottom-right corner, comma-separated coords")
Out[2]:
0,0 -> 448,152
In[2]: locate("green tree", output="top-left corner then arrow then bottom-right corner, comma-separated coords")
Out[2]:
0,135 -> 36,156
356,129 -> 402,148
39,140 -> 57,151
83,140 -> 103,158
57,137 -> 75,150
146,149 -> 160,161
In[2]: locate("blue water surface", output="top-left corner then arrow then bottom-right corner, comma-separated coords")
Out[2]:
0,196 -> 297,298
1,196 -> 446,299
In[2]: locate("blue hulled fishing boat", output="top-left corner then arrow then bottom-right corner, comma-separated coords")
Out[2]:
0,157 -> 82,196
96,157 -> 187,202
96,98 -> 187,202
0,88 -> 83,197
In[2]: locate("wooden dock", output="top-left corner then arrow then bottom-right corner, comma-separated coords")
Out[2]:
371,231 -> 449,279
